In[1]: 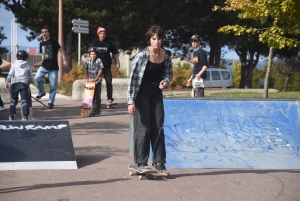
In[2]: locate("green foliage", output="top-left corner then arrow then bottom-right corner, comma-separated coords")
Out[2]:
169,62 -> 193,90
271,64 -> 300,92
57,82 -> 73,96
216,0 -> 300,49
232,60 -> 241,88
62,60 -> 84,83
0,26 -> 8,54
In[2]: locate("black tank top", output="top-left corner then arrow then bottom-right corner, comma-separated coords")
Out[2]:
142,60 -> 165,82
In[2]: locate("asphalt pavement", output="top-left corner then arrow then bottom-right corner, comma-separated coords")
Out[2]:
0,94 -> 299,201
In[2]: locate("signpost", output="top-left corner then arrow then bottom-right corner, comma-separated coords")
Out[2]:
72,19 -> 89,64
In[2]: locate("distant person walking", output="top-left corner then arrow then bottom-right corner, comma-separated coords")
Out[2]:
35,25 -> 68,109
5,50 -> 34,120
187,34 -> 208,97
89,27 -> 120,105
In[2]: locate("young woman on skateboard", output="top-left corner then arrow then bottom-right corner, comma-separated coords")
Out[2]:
127,25 -> 173,176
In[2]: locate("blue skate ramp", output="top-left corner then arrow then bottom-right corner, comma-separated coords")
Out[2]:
164,99 -> 300,169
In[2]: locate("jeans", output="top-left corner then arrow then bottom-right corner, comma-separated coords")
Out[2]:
35,66 -> 58,105
103,66 -> 113,101
133,81 -> 166,164
10,82 -> 29,115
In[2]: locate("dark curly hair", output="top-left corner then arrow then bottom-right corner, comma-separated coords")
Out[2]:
146,25 -> 164,44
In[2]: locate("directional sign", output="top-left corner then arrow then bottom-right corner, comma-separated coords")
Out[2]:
72,26 -> 89,34
72,19 -> 89,27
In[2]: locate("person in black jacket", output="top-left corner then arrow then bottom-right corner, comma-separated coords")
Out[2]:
89,27 -> 120,105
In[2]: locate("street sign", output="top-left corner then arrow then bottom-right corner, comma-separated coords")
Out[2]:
72,19 -> 89,27
72,26 -> 89,34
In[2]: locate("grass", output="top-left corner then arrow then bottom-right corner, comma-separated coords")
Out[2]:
167,91 -> 300,100
42,83 -> 73,96
42,81 -> 300,100
206,92 -> 300,100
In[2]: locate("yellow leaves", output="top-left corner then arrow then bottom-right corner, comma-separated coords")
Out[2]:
215,0 -> 300,49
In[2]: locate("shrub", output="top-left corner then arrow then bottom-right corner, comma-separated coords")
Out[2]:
169,62 -> 193,90
62,64 -> 84,83
232,60 -> 241,88
110,64 -> 127,78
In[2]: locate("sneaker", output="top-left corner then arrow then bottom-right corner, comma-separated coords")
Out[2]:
137,164 -> 152,172
48,103 -> 54,109
9,115 -> 15,121
22,115 -> 28,121
153,163 -> 170,176
89,112 -> 95,117
0,106 -> 6,111
107,99 -> 113,105
36,93 -> 46,99
95,110 -> 101,116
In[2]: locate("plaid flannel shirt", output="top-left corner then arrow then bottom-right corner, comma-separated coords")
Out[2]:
83,58 -> 104,84
127,47 -> 173,105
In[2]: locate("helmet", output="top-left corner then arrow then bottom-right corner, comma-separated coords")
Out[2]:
16,50 -> 29,60
88,46 -> 97,53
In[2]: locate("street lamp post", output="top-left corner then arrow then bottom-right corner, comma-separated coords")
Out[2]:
58,0 -> 63,83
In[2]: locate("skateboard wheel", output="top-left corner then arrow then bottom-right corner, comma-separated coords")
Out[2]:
138,175 -> 143,180
129,172 -> 133,176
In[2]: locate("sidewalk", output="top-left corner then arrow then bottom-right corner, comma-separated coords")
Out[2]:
0,96 -> 299,201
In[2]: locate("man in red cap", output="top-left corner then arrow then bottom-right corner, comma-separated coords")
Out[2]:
89,27 -> 120,105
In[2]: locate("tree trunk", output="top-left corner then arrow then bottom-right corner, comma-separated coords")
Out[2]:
263,47 -> 273,98
245,64 -> 253,89
236,50 -> 247,88
239,64 -> 246,88
208,42 -> 221,66
64,30 -> 73,73
245,53 -> 254,89
284,77 -> 289,92
214,45 -> 221,66
208,45 -> 215,65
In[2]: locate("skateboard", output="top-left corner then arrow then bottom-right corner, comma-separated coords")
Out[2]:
192,78 -> 205,88
106,103 -> 118,109
31,95 -> 50,109
81,81 -> 95,117
192,78 -> 205,97
128,164 -> 158,180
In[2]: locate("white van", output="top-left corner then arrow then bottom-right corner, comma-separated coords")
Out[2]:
205,67 -> 233,88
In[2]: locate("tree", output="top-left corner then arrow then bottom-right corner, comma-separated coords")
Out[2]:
273,54 -> 300,92
214,0 -> 300,97
0,26 -> 8,54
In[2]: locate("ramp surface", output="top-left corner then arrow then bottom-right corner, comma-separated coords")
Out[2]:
164,99 -> 300,169
0,120 -> 77,170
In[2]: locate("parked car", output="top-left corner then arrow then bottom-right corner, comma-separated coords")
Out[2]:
205,67 -> 233,88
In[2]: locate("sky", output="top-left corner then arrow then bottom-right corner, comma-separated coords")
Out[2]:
0,6 -> 40,47
0,6 -> 241,60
